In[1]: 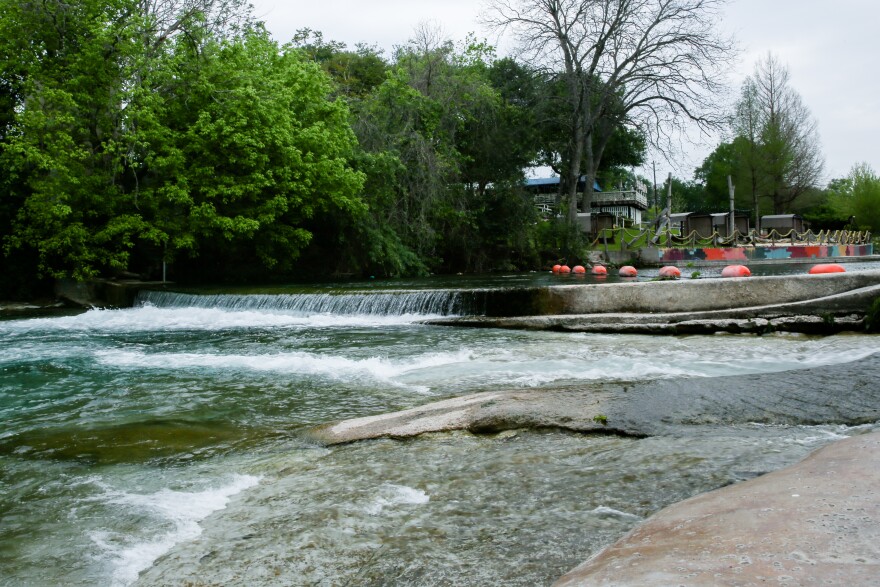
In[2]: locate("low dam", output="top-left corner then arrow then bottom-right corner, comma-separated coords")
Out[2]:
430,269 -> 880,335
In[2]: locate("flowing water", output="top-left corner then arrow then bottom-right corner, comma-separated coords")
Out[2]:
2,276 -> 880,586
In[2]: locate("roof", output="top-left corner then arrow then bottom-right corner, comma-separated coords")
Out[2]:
761,214 -> 802,220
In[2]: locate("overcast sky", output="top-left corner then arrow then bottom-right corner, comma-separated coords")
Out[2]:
250,0 -> 880,183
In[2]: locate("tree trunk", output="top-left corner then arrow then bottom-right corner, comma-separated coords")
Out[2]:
565,113 -> 585,226
581,135 -> 594,215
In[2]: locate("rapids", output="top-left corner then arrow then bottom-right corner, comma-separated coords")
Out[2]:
1,278 -> 879,585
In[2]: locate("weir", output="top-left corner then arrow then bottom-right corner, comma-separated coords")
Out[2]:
136,288 -> 486,316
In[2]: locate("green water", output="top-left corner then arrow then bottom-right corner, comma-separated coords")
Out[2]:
2,286 -> 879,586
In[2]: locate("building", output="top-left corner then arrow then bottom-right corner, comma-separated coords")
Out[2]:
525,177 -> 649,226
761,214 -> 804,235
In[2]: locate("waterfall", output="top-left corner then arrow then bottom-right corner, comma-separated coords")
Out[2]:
135,289 -> 485,317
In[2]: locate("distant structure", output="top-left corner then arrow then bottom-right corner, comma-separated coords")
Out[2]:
667,212 -> 751,238
761,214 -> 804,234
525,177 -> 648,227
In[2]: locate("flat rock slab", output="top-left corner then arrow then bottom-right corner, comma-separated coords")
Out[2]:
554,431 -> 880,586
308,353 -> 880,445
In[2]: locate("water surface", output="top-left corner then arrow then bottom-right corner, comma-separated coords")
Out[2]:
2,280 -> 879,585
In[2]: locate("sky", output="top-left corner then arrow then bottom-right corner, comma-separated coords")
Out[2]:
250,0 -> 880,184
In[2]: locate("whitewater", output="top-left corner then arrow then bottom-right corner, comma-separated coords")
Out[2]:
2,284 -> 879,585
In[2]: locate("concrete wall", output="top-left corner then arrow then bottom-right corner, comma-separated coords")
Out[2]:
55,279 -> 159,308
482,270 -> 880,317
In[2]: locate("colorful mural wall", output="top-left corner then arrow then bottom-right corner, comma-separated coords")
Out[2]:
645,244 -> 874,263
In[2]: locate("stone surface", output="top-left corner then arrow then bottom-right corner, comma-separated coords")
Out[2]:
308,352 -> 880,444
306,354 -> 880,586
553,431 -> 880,586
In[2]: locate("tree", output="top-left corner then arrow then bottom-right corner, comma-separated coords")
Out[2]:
1,0 -> 141,279
731,78 -> 763,228
694,136 -> 766,214
289,29 -> 389,99
133,30 -> 366,277
828,163 -> 880,233
733,54 -> 824,217
1,0 -> 365,281
346,29 -> 543,275
484,0 -> 734,225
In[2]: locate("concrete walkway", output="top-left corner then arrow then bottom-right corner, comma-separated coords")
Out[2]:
554,431 -> 880,586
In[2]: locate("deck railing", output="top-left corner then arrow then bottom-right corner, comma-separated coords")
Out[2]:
533,190 -> 649,210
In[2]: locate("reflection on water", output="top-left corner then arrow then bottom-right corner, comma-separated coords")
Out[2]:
1,278 -> 879,586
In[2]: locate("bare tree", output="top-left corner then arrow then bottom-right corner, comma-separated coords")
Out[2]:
138,0 -> 252,48
732,77 -> 762,230
483,0 -> 735,225
744,53 -> 824,214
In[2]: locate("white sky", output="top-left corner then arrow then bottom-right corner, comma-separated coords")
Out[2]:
250,0 -> 880,183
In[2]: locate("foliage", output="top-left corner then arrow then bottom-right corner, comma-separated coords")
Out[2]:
0,1 -> 365,284
345,29 -> 544,275
484,0 -> 733,224
731,54 -> 824,218
289,29 -> 388,98
827,163 -> 880,232
865,297 -> 880,333
661,176 -> 706,213
1,3 -> 723,296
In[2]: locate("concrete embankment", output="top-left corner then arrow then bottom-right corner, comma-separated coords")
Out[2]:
553,431 -> 880,586
431,270 -> 880,334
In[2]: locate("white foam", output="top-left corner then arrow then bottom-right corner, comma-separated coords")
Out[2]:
0,305 -> 437,334
94,348 -> 474,393
89,474 -> 260,586
365,484 -> 430,515
589,506 -> 642,519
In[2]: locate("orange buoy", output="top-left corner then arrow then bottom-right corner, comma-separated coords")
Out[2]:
591,265 -> 607,275
552,264 -> 562,273
572,265 -> 586,274
559,265 -> 571,274
721,264 -> 751,278
618,265 -> 638,277
809,263 -> 846,274
658,266 -> 681,279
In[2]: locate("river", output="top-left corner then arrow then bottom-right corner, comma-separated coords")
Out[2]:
2,270 -> 879,585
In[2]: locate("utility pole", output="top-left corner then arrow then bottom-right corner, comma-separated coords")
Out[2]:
652,161 -> 658,211
727,175 -> 735,239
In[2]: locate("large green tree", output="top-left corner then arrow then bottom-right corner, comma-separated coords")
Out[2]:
343,30 -> 543,275
130,30 -> 365,277
0,0 -> 364,283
